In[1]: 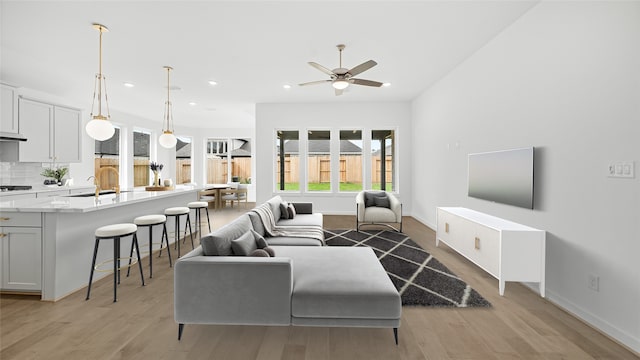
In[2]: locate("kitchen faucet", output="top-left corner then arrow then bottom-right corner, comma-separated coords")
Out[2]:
87,167 -> 120,198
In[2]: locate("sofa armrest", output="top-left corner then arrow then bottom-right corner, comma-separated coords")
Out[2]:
175,255 -> 293,326
292,202 -> 313,214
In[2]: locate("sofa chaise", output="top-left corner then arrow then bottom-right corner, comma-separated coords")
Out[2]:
174,196 -> 402,344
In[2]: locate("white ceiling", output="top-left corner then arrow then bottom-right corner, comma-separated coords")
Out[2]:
0,1 -> 538,129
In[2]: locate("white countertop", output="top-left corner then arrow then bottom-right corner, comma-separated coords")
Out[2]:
0,186 -> 201,213
0,184 -> 96,197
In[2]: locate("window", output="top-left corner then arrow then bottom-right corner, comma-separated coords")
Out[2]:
206,139 -> 227,184
133,130 -> 150,186
371,130 -> 395,191
206,138 -> 252,184
207,140 -> 227,155
94,126 -> 120,190
176,136 -> 192,185
307,130 -> 331,192
339,130 -> 363,192
230,138 -> 251,184
275,130 -> 299,191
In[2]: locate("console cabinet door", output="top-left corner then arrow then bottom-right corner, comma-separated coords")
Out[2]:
1,84 -> 19,133
18,98 -> 53,162
0,226 -> 42,291
53,106 -> 81,162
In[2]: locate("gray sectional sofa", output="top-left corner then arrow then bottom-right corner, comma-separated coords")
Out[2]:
174,196 -> 402,344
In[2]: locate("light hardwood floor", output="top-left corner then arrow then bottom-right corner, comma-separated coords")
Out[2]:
1,206 -> 638,360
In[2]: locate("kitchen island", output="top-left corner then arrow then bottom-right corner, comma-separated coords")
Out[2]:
0,186 -> 200,300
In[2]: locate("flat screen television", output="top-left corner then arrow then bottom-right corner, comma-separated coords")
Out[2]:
468,147 -> 534,209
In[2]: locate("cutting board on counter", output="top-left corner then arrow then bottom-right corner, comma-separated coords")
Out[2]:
145,186 -> 174,191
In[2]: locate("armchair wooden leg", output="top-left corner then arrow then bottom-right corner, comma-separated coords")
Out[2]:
393,327 -> 398,345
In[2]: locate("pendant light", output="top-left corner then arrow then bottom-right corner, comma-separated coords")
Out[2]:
85,23 -> 115,141
158,66 -> 177,148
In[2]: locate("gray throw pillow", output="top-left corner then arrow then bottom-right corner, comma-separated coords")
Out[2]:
287,203 -> 296,218
279,202 -> 290,219
248,212 -> 266,236
365,191 -> 386,207
249,249 -> 270,257
263,246 -> 275,257
201,234 -> 233,256
251,229 -> 268,249
373,195 -> 390,208
231,231 -> 258,256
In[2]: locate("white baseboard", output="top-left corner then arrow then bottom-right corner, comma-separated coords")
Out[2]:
411,214 -> 435,232
544,289 -> 640,354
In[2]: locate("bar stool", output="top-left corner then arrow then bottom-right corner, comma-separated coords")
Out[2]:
86,223 -> 145,302
130,214 -> 171,279
164,207 -> 193,258
187,201 -> 211,239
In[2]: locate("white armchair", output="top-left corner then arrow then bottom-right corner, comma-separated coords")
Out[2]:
356,191 -> 402,232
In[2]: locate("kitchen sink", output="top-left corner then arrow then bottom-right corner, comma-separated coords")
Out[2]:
67,190 -> 131,198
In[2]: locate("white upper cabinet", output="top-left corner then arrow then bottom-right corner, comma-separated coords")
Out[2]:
18,97 -> 81,163
53,106 -> 81,162
0,84 -> 19,133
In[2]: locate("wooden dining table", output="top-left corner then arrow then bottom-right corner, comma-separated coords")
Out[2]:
200,183 -> 230,209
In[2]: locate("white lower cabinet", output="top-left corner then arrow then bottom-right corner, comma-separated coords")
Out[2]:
436,207 -> 546,297
0,213 -> 42,292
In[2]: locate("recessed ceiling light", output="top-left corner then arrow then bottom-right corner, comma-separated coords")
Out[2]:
283,84 -> 291,89
382,82 -> 391,87
123,82 -> 135,88
208,80 -> 218,86
188,102 -> 197,106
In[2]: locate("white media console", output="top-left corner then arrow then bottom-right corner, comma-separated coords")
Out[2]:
436,207 -> 546,297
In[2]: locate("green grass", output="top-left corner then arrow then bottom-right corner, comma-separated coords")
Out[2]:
371,183 -> 394,191
275,182 -> 364,192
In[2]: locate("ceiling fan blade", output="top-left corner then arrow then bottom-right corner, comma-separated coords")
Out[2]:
298,80 -> 331,86
308,62 -> 335,76
335,88 -> 344,96
351,78 -> 384,87
347,60 -> 377,77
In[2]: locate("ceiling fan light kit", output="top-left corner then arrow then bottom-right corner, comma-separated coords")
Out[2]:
299,44 -> 384,96
86,23 -> 115,141
332,79 -> 350,90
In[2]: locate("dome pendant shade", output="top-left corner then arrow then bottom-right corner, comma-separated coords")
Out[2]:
86,118 -> 115,141
86,24 -> 114,141
159,131 -> 177,148
159,66 -> 177,148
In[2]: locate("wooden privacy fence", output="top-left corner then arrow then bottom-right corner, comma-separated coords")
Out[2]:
206,157 -> 252,184
277,155 -> 391,183
94,157 -> 119,189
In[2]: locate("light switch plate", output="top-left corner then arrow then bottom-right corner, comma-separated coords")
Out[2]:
608,161 -> 635,178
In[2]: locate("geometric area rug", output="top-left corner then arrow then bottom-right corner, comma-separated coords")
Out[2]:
324,229 -> 491,308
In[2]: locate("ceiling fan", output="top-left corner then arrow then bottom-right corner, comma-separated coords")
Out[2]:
299,44 -> 383,96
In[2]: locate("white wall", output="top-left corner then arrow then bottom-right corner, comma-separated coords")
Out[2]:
411,1 -> 640,352
255,102 -> 412,215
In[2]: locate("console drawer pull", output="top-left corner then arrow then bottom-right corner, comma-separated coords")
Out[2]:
0,233 -> 6,238
0,217 -> 10,221
445,222 -> 449,233
475,237 -> 480,250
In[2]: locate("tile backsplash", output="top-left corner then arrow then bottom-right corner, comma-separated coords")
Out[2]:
0,162 -> 68,185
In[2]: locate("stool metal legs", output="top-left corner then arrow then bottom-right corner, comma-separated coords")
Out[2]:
192,207 -> 212,239
86,233 -> 145,302
171,214 -> 193,258
129,223 -> 172,279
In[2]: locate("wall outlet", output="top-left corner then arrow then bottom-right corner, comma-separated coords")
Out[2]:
588,274 -> 599,292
